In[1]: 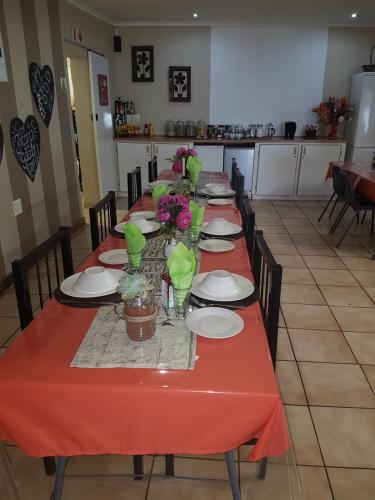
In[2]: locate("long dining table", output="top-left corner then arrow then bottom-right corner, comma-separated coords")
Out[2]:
327,160 -> 375,201
0,171 -> 289,496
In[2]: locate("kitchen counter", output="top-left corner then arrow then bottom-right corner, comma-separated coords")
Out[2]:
113,135 -> 347,145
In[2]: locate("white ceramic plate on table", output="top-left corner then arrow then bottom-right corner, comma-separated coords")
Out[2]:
208,199 -> 233,206
191,272 -> 254,302
114,221 -> 161,234
60,269 -> 124,298
199,239 -> 235,253
98,249 -> 128,265
129,211 -> 156,220
200,221 -> 242,237
187,307 -> 244,339
199,188 -> 235,198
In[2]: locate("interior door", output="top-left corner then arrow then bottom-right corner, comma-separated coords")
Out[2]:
88,51 -> 116,197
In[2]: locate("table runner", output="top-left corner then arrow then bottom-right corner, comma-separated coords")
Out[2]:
0,170 -> 289,463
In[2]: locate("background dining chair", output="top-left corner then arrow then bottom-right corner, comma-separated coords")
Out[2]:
127,166 -> 142,210
233,167 -> 245,208
148,157 -> 158,183
318,165 -> 346,222
231,158 -> 237,189
89,191 -> 117,251
11,226 -> 74,476
239,198 -> 256,265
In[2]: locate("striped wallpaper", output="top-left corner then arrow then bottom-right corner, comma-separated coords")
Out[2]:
0,0 -> 82,286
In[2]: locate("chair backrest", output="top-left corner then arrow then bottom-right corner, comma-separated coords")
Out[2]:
231,165 -> 245,208
127,166 -> 142,210
341,169 -> 360,211
231,158 -> 237,189
239,198 -> 256,264
148,157 -> 158,183
89,191 -> 117,250
252,230 -> 283,368
11,227 -> 74,330
332,165 -> 346,197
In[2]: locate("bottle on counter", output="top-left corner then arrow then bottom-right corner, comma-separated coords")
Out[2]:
148,123 -> 154,136
144,123 -> 149,136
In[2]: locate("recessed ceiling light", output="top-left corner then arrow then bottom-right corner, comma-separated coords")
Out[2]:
193,13 -> 198,18
351,12 -> 357,18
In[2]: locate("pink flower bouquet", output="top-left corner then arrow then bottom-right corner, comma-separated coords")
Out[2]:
169,147 -> 198,174
157,194 -> 192,241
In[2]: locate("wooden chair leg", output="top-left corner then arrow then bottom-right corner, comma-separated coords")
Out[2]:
133,455 -> 144,480
43,456 -> 56,476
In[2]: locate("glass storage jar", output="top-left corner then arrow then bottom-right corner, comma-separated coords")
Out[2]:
175,120 -> 185,137
196,120 -> 207,139
165,120 -> 175,137
185,120 -> 196,138
122,295 -> 157,341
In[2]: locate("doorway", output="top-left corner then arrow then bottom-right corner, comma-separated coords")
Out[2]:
65,45 -> 100,215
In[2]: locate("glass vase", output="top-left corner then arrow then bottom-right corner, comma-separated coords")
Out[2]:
327,122 -> 338,139
127,250 -> 143,273
122,295 -> 157,341
163,223 -> 177,257
173,286 -> 190,318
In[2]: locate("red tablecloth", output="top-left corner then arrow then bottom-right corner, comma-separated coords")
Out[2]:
0,172 -> 289,462
327,161 -> 375,201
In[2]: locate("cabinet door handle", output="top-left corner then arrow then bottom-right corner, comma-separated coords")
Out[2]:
293,146 -> 297,157
302,146 -> 306,157
146,145 -> 150,155
155,145 -> 159,155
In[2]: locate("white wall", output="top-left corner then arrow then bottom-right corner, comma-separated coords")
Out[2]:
210,26 -> 329,135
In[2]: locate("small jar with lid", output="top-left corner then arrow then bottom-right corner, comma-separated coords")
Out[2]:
196,120 -> 207,139
165,120 -> 175,137
185,120 -> 196,138
175,120 -> 185,137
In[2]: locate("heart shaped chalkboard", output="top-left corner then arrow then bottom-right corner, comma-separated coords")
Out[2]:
29,62 -> 54,127
0,124 -> 3,165
10,116 -> 40,182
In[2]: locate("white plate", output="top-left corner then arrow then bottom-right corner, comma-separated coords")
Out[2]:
149,180 -> 174,188
199,239 -> 235,253
191,272 -> 254,302
200,221 -> 242,236
60,269 -> 124,298
114,221 -> 161,234
98,249 -> 128,265
208,198 -> 233,206
186,307 -> 244,339
199,188 -> 235,198
129,211 -> 156,220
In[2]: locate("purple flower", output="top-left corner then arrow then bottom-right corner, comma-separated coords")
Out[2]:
186,148 -> 197,157
176,147 -> 186,157
172,161 -> 182,173
176,209 -> 192,230
158,210 -> 171,222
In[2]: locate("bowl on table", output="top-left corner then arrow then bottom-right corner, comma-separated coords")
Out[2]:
130,217 -> 154,233
197,270 -> 241,298
205,218 -> 231,235
73,266 -> 119,295
206,183 -> 226,195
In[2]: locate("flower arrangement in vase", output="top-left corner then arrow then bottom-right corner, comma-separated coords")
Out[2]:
169,147 -> 197,175
312,97 -> 353,138
157,194 -> 192,256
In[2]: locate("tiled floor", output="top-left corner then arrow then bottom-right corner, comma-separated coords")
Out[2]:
1,197 -> 375,499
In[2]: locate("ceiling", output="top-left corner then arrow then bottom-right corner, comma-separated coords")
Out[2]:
65,0 -> 375,26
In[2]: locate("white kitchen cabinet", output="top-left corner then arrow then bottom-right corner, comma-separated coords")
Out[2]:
194,145 -> 224,172
153,142 -> 193,171
255,144 -> 299,196
117,142 -> 151,192
296,143 -> 345,196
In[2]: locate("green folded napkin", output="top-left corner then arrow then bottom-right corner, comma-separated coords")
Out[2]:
167,242 -> 196,289
186,156 -> 202,185
152,184 -> 169,204
189,200 -> 205,226
124,223 -> 146,268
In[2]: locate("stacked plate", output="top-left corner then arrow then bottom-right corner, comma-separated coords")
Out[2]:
191,270 -> 254,303
199,183 -> 235,198
60,266 -> 124,298
200,218 -> 242,238
114,218 -> 161,236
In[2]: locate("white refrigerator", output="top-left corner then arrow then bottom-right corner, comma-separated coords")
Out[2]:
346,72 -> 375,162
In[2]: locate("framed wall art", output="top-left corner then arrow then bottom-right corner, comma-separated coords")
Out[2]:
169,66 -> 191,102
131,46 -> 154,82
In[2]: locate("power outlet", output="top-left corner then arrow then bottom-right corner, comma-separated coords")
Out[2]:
13,198 -> 23,217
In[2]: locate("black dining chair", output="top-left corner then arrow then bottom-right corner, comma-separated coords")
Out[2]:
333,171 -> 375,248
318,165 -> 346,222
11,227 -> 74,476
128,167 -> 142,210
233,167 -> 245,209
231,158 -> 237,190
89,191 -> 117,251
239,198 -> 256,265
148,157 -> 158,183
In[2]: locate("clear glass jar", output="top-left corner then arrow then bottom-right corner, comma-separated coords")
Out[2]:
122,295 -> 157,341
165,120 -> 175,137
196,120 -> 207,139
185,120 -> 196,137
175,120 -> 185,137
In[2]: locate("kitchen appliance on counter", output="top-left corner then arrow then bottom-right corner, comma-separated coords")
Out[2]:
224,145 -> 255,195
346,72 -> 375,162
284,121 -> 297,139
267,123 -> 276,138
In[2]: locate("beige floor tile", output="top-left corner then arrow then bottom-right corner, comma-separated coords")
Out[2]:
310,269 -> 359,286
324,234 -> 358,246
267,243 -> 299,255
276,208 -> 305,219
274,255 -> 307,269
319,285 -> 374,307
311,407 -> 375,468
282,304 -> 339,331
0,317 -> 20,346
282,218 -> 315,225
282,269 -> 315,285
291,234 -> 326,245
3,328 -> 22,347
256,216 -> 283,225
281,284 -> 325,305
331,306 -> 375,333
72,247 -> 92,263
289,329 -> 356,363
286,225 -> 319,235
264,234 -> 293,245
257,225 -> 288,234
343,331 -> 375,364
334,245 -> 371,258
352,270 -> 375,287
278,311 -> 285,327
285,406 -> 323,465
299,362 -> 375,407
362,364 -> 375,391
327,467 -> 375,500
296,245 -> 335,257
0,293 -> 20,317
302,255 -> 346,270
342,256 -> 375,271
364,287 -> 375,302
277,328 -> 294,361
67,453 -> 153,475
276,361 -> 307,404
273,201 -> 298,207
